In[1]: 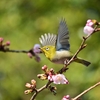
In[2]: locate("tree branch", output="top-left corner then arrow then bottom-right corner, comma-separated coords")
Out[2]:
0,49 -> 29,53
72,82 -> 100,100
30,81 -> 52,100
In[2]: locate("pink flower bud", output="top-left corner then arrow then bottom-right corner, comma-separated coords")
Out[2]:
27,52 -> 33,58
42,65 -> 48,71
33,44 -> 41,53
0,37 -> 4,42
85,19 -> 94,27
49,68 -> 55,74
62,95 -> 70,100
87,19 -> 91,23
24,89 -> 33,94
50,68 -> 54,72
25,83 -> 32,88
37,74 -> 47,80
6,41 -> 10,46
31,79 -> 36,86
83,26 -> 94,35
48,75 -> 53,81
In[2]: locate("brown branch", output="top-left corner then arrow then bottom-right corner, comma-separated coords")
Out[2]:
95,28 -> 100,32
72,81 -> 100,100
30,81 -> 52,100
58,36 -> 87,73
30,85 -> 46,100
0,49 -> 29,53
59,24 -> 99,73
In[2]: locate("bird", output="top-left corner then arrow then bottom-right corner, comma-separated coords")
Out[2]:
39,18 -> 91,67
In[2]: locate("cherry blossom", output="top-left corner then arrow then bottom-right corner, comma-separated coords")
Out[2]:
48,74 -> 69,84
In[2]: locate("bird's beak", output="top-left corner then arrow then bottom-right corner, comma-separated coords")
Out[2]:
40,48 -> 43,53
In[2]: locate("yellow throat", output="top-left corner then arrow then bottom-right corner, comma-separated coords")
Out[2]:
41,46 -> 56,60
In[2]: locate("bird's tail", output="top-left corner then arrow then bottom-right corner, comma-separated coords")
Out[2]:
75,57 -> 91,67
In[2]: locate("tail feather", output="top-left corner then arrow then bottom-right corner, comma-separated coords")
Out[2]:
75,58 -> 91,67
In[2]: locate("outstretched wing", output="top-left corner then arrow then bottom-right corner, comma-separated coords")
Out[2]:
39,33 -> 56,46
56,18 -> 70,51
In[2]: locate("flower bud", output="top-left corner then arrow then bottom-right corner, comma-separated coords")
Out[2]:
24,89 -> 33,94
27,52 -> 33,58
6,41 -> 10,46
83,26 -> 94,35
37,74 -> 47,80
62,95 -> 70,100
50,68 -> 55,74
42,65 -> 48,71
0,37 -> 4,42
25,83 -> 32,88
33,44 -> 41,53
31,79 -> 36,86
48,74 -> 69,84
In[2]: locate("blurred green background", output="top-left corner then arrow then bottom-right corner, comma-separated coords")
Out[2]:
0,0 -> 100,100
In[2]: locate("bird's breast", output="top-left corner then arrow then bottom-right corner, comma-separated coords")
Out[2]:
51,50 -> 72,64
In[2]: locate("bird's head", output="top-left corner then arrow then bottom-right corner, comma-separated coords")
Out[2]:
40,45 -> 56,60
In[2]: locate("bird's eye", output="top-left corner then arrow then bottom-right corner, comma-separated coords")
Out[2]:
46,47 -> 49,51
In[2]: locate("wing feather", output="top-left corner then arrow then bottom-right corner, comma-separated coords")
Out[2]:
39,33 -> 57,46
56,18 -> 70,51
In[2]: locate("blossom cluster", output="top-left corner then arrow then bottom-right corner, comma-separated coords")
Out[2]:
24,79 -> 36,94
83,19 -> 97,35
27,44 -> 42,62
38,65 -> 69,85
24,65 -> 69,95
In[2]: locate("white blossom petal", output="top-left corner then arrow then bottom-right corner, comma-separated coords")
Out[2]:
51,74 -> 69,84
83,26 -> 94,35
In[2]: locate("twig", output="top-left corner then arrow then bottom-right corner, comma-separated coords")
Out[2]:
58,36 -> 87,73
0,49 -> 29,53
30,85 -> 46,100
30,81 -> 52,100
72,82 -> 100,100
59,24 -> 99,73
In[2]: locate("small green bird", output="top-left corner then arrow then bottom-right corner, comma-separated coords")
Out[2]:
39,18 -> 91,66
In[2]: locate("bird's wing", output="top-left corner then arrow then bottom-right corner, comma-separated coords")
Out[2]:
39,33 -> 56,46
56,18 -> 70,51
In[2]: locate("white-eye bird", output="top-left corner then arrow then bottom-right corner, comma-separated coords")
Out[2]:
39,18 -> 91,66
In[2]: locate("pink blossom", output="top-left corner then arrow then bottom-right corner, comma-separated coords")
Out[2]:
0,37 -> 4,42
87,19 -> 91,23
48,74 -> 69,84
86,19 -> 94,26
83,25 -> 94,35
62,95 -> 70,100
31,79 -> 36,85
27,52 -> 33,58
25,83 -> 32,88
6,41 -> 10,46
32,44 -> 41,62
33,44 -> 41,54
42,65 -> 48,71
48,74 -> 53,81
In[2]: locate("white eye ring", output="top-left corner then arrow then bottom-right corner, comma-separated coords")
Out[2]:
46,47 -> 49,51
